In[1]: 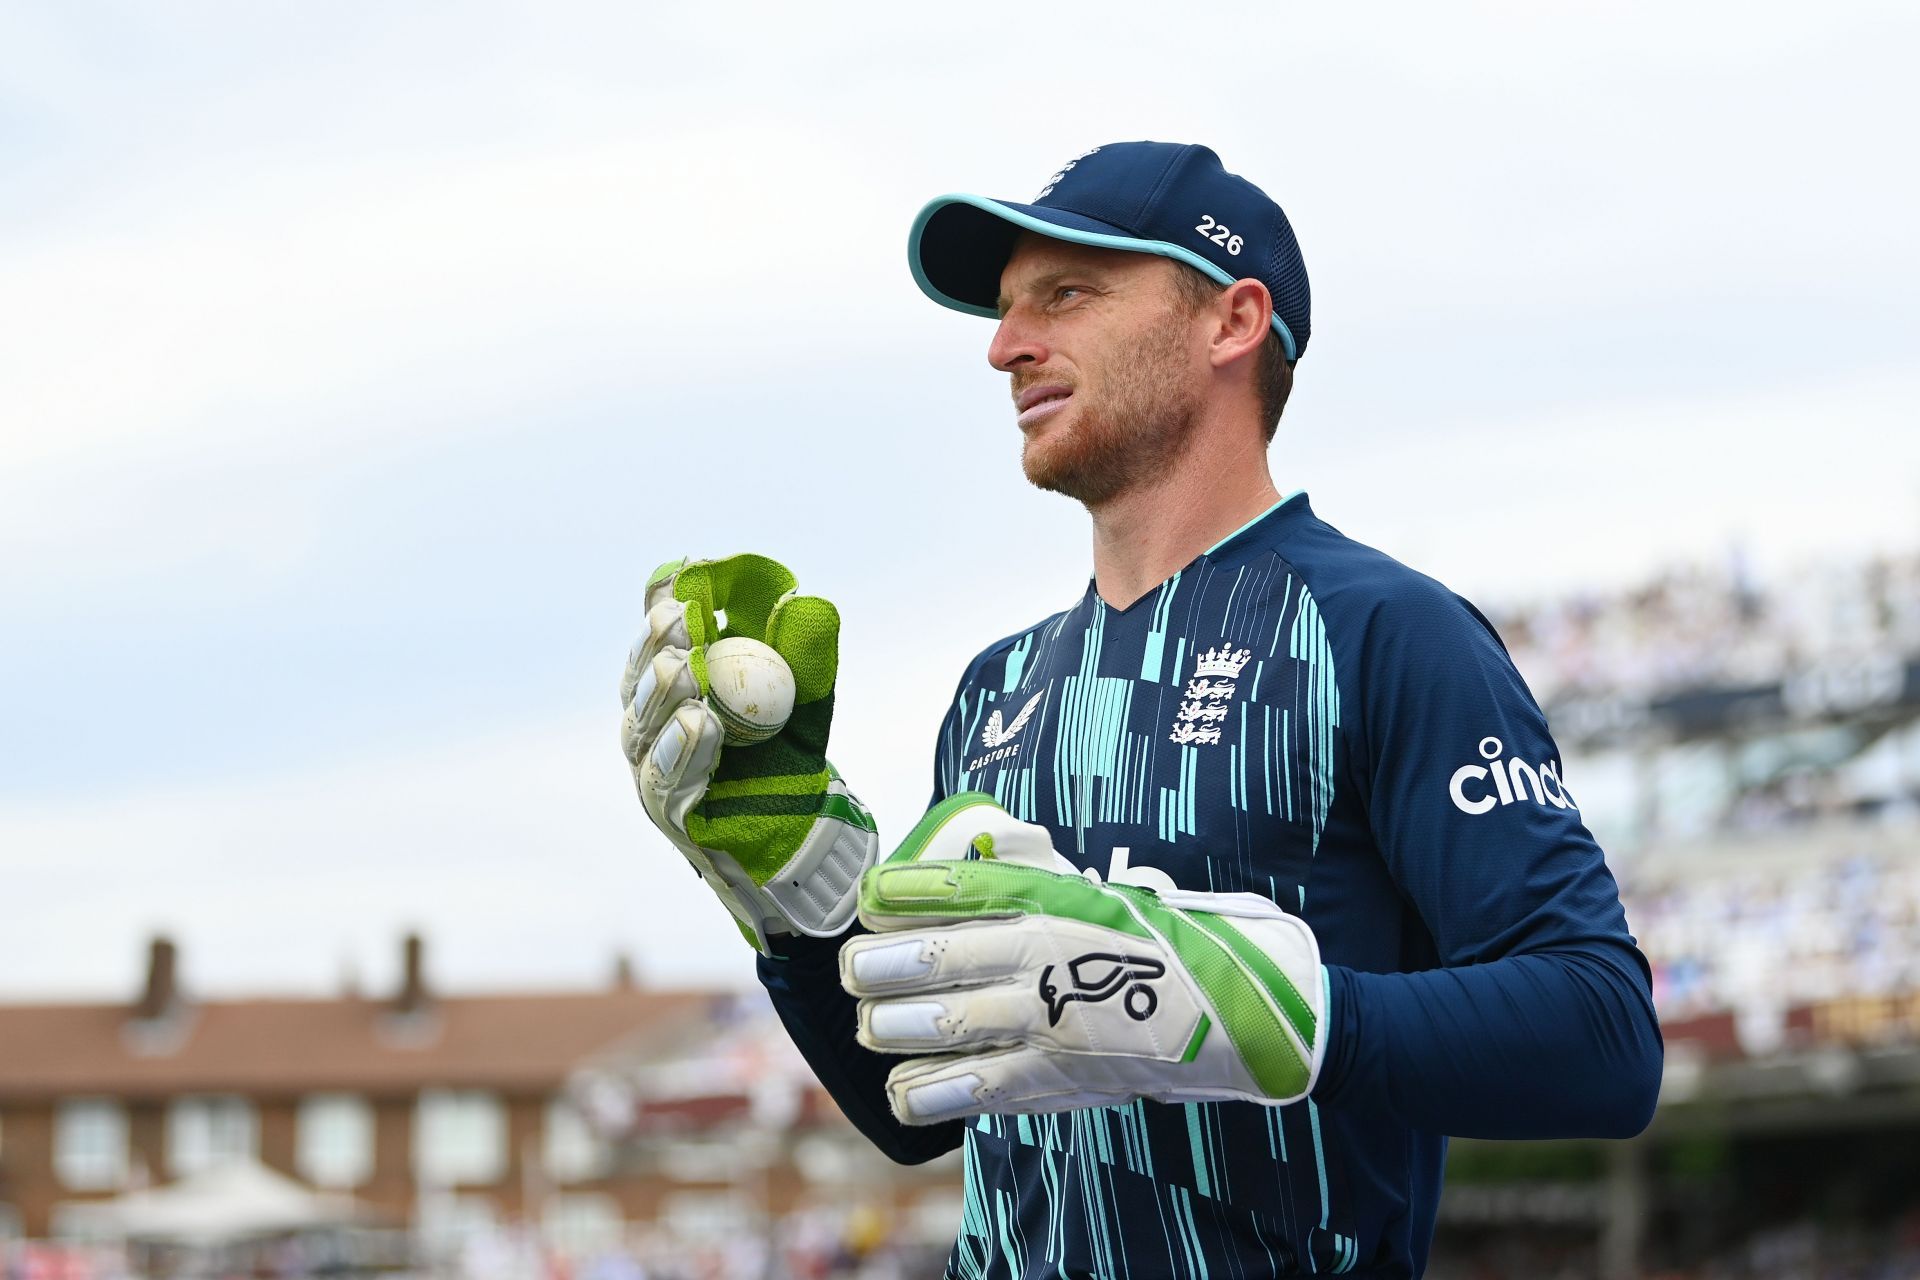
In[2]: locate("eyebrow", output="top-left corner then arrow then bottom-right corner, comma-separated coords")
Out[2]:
995,269 -> 1096,319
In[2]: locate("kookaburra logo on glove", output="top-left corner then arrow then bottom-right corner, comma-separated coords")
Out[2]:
1040,953 -> 1165,1026
841,792 -> 1328,1126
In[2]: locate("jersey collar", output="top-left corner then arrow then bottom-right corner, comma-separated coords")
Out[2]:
1203,488 -> 1309,560
1085,489 -> 1312,614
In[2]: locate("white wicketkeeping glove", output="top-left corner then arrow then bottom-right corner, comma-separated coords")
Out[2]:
620,554 -> 878,954
840,793 -> 1327,1125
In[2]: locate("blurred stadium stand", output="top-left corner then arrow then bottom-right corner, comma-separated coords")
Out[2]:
1437,550 -> 1920,1278
4,549 -> 1918,1276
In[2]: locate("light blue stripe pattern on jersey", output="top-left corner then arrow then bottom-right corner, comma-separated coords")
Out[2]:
1184,1104 -> 1211,1199
1001,631 -> 1033,693
924,495 -> 1388,1279
1290,588 -> 1341,854
1139,571 -> 1183,682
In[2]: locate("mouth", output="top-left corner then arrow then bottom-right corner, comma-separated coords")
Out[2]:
1015,386 -> 1073,429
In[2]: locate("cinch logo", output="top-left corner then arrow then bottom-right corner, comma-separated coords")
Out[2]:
1448,736 -> 1578,815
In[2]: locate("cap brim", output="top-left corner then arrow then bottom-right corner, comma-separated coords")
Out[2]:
907,193 -> 1297,360
910,196 -> 1144,318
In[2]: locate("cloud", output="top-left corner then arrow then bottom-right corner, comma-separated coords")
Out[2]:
1294,366 -> 1920,602
4,0 -> 1918,993
1,555 -> 1000,999
0,705 -> 945,999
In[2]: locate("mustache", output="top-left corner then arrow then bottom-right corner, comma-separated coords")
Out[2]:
1011,376 -> 1077,400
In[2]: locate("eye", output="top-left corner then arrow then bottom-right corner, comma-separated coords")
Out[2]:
1053,285 -> 1085,305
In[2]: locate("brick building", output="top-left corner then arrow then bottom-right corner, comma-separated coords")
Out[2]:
0,936 -> 756,1241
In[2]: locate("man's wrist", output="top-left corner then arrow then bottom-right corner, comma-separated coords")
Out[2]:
1309,963 -> 1356,1104
759,922 -> 862,969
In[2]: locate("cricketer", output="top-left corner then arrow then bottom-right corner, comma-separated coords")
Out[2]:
619,141 -> 1663,1279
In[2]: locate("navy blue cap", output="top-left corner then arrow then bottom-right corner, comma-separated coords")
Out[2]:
909,142 -> 1310,361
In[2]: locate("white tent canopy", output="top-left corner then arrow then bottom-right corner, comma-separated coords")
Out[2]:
81,1159 -> 367,1242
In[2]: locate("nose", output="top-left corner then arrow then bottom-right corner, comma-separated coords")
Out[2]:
987,312 -> 1047,372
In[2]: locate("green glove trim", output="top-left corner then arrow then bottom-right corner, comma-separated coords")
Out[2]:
883,792 -> 1005,865
863,792 -> 1317,1100
699,701 -> 834,782
1186,911 -> 1318,1050
1180,1014 -> 1211,1062
628,552 -> 876,952
701,793 -> 878,823
863,860 -> 1155,941
672,555 -> 796,650
647,557 -> 688,591
706,771 -> 833,800
1147,904 -> 1313,1099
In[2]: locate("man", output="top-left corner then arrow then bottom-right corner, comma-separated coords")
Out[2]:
621,142 -> 1662,1278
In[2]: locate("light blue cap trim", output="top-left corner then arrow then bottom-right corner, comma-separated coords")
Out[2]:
909,193 -> 1299,363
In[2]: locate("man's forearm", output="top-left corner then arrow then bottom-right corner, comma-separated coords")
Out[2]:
1314,945 -> 1663,1140
757,929 -> 966,1164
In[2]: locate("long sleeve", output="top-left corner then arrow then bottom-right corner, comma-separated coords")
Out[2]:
757,929 -> 964,1164
1309,580 -> 1663,1139
1316,949 -> 1660,1138
752,674 -> 996,1166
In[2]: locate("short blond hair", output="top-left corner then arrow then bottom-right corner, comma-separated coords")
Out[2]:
1167,264 -> 1294,443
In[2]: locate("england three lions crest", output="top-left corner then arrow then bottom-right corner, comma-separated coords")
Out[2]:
1168,645 -> 1251,747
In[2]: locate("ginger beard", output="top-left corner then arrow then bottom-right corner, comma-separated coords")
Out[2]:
1018,303 -> 1204,508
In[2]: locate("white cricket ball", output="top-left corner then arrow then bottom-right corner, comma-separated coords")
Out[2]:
704,637 -> 796,747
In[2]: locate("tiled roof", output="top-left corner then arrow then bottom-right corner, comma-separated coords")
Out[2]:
0,989 -> 724,1098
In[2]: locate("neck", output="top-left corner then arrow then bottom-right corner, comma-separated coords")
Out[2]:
1087,430 -> 1281,610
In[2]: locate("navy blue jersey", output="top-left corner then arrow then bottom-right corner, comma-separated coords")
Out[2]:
760,493 -> 1661,1278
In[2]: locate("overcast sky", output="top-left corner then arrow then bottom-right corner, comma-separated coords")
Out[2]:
3,1 -> 1917,1001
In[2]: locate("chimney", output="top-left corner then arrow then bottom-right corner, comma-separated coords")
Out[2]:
394,933 -> 430,1016
135,936 -> 180,1021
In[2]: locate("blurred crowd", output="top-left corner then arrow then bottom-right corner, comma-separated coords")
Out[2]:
1428,1213 -> 1920,1280
1491,552 -> 1920,706
0,1213 -> 951,1280
597,1235 -> 946,1279
1641,1222 -> 1920,1280
1629,851 -> 1920,1023
526,1212 -> 947,1280
16,1213 -> 1920,1280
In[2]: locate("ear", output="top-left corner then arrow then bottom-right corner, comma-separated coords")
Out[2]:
1206,278 -> 1273,371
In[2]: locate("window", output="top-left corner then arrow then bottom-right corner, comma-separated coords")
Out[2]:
54,1100 -> 127,1190
167,1095 -> 257,1176
662,1191 -> 751,1240
49,1202 -> 118,1243
543,1193 -> 622,1256
543,1096 -> 610,1184
416,1193 -> 498,1252
414,1090 -> 505,1187
296,1094 -> 374,1189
